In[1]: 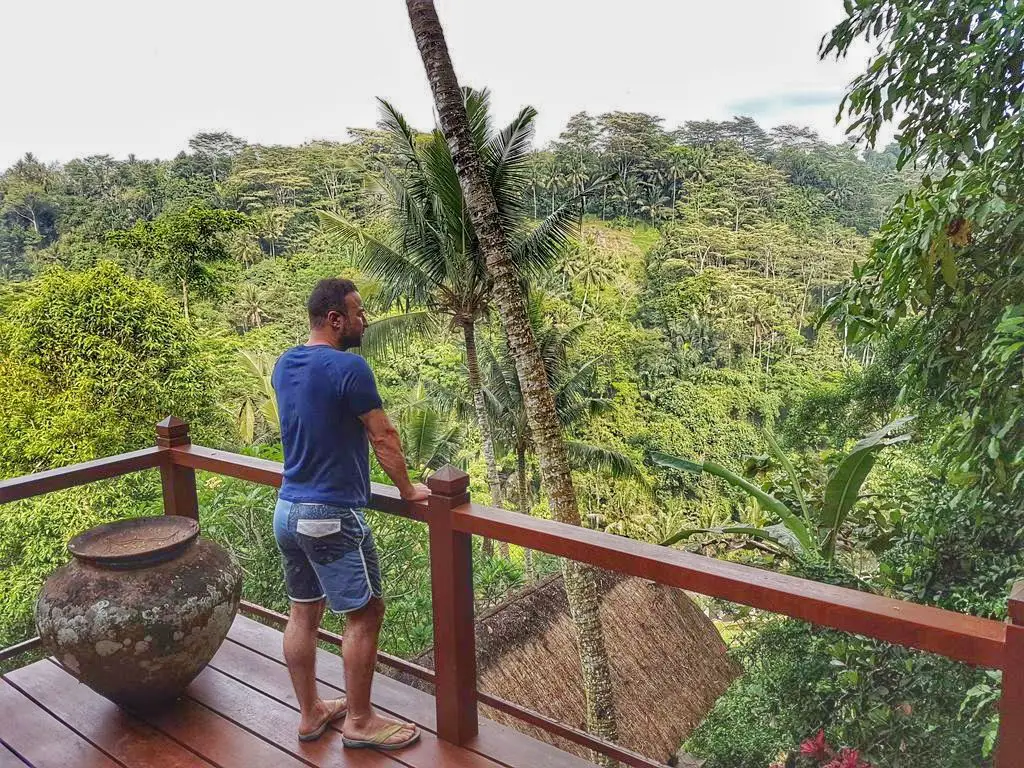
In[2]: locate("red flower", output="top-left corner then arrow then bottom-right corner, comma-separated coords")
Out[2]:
823,748 -> 872,768
800,730 -> 832,760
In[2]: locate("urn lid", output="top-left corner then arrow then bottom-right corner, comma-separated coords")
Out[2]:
68,515 -> 199,569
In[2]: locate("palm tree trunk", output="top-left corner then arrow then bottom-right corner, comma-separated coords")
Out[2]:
463,321 -> 503,558
517,444 -> 535,581
406,3 -> 619,762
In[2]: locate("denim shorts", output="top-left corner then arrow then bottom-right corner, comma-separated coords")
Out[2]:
273,498 -> 383,613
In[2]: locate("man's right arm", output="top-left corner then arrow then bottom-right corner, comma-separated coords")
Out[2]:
359,408 -> 429,502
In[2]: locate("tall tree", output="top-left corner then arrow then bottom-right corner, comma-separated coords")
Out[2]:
404,1 -> 620,761
319,92 -> 577,525
108,205 -> 246,321
188,132 -> 246,184
822,0 -> 1024,500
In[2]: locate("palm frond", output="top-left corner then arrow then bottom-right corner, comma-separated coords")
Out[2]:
555,358 -> 603,406
557,397 -> 614,428
358,311 -> 438,361
486,105 -> 537,231
376,98 -> 423,169
463,87 -> 493,153
567,440 -> 646,482
423,379 -> 473,422
514,199 -> 579,278
317,211 -> 433,308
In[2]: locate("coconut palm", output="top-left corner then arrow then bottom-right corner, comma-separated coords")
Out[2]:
319,90 -> 579,519
404,1 -> 619,756
236,284 -> 271,330
481,306 -> 644,512
560,235 -> 617,319
432,296 -> 644,519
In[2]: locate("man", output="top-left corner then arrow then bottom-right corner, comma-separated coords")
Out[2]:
271,278 -> 428,751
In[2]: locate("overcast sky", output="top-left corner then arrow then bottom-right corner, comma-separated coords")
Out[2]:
1,1 -> 873,169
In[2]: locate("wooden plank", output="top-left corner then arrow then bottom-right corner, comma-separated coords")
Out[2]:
0,448 -> 162,505
0,679 -> 121,768
226,616 -> 598,768
0,743 -> 27,768
184,666 -> 389,768
137,689 -> 311,768
227,616 -> 441,728
453,501 -> 1007,668
208,638 -> 496,768
6,660 -> 211,768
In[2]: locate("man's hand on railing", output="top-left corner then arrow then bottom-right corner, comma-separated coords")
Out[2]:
402,482 -> 430,502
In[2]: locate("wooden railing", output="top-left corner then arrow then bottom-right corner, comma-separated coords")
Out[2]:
1,416 -> 1022,767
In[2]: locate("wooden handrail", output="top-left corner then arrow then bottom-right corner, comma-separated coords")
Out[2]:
169,444 -> 429,522
0,637 -> 41,664
0,447 -> 164,505
3,432 -> 1020,767
168,444 -> 1007,668
451,501 -> 1007,669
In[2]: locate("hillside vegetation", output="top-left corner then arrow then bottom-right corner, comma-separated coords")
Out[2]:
0,99 -> 1007,766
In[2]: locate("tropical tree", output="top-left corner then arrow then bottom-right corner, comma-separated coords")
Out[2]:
821,0 -> 1024,502
404,0 -> 620,759
250,207 -> 290,258
108,205 -> 246,321
435,296 -> 643,516
560,234 -> 618,319
236,284 -> 272,330
318,91 -> 578,521
651,417 -> 914,561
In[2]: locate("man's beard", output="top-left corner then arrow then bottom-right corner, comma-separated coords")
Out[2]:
339,329 -> 363,350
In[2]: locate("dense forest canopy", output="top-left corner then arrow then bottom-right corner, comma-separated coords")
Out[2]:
2,0 -> 1021,762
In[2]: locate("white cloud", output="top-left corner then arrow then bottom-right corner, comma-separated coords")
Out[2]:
0,0 -> 875,169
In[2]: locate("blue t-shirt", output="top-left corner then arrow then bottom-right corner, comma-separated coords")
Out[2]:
271,345 -> 383,507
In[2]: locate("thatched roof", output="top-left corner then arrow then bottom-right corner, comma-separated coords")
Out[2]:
395,569 -> 738,765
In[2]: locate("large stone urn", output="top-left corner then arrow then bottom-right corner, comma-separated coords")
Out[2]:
35,515 -> 242,710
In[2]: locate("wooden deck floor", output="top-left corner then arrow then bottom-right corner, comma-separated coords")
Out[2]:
0,614 -> 599,768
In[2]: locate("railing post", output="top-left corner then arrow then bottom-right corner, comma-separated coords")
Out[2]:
427,465 -> 478,745
998,581 -> 1024,767
155,416 -> 198,521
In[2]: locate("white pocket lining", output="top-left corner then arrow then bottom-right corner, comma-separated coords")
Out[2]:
296,519 -> 342,538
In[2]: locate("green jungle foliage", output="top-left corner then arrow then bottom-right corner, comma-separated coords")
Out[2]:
0,14 -> 1018,757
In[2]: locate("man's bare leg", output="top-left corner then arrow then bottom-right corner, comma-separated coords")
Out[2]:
341,597 -> 416,744
284,599 -> 344,733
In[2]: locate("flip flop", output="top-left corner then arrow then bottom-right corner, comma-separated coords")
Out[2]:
342,723 -> 420,751
298,698 -> 348,742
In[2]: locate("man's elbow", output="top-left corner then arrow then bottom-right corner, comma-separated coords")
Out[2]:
369,424 -> 401,451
